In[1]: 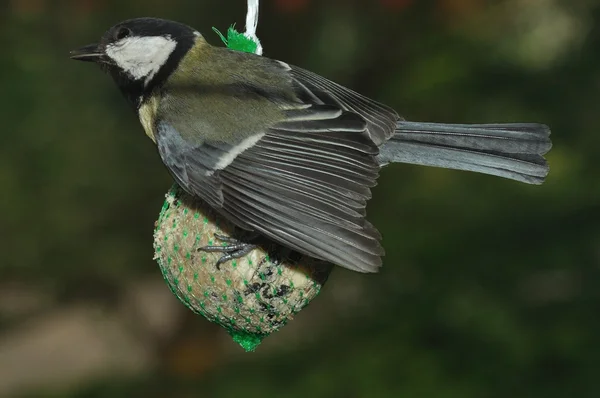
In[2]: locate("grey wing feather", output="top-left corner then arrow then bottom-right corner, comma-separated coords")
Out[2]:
288,65 -> 400,146
155,108 -> 386,272
155,121 -> 226,209
219,107 -> 385,272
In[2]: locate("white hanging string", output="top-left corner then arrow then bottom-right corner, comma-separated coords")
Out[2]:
244,0 -> 263,55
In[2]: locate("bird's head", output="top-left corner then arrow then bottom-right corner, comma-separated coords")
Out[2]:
71,18 -> 200,106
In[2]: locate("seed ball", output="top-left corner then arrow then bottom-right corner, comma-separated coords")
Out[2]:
153,185 -> 334,351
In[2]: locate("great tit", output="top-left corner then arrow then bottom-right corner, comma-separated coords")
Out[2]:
71,18 -> 552,273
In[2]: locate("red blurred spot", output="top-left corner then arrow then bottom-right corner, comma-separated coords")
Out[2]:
275,0 -> 311,14
10,0 -> 45,15
74,0 -> 104,15
380,0 -> 413,11
437,0 -> 483,19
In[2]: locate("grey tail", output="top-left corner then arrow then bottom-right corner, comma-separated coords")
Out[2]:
377,122 -> 552,184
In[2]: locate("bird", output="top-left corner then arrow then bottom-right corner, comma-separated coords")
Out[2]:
70,17 -> 552,273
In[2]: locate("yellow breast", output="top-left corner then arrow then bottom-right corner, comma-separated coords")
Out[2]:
138,96 -> 160,143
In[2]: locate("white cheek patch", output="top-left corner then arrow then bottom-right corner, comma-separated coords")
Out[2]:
106,36 -> 177,85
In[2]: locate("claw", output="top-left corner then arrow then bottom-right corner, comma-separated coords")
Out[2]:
211,233 -> 246,245
198,233 -> 258,270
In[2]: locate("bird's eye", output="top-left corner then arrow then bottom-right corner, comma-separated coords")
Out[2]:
115,27 -> 132,41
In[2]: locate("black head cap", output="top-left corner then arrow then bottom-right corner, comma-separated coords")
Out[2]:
99,18 -> 198,47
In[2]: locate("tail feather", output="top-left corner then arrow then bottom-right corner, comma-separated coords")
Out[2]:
377,122 -> 552,184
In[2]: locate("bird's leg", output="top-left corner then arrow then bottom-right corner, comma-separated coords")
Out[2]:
198,233 -> 259,270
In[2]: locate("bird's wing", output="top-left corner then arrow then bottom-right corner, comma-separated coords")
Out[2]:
286,64 -> 400,146
155,121 -> 226,211
154,59 -> 400,272
155,107 -> 384,272
219,104 -> 385,272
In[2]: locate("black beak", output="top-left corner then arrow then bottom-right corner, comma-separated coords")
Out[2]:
70,43 -> 103,62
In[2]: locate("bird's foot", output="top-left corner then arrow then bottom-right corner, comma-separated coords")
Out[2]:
198,233 -> 258,270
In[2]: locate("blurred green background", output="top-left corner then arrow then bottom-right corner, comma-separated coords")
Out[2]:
1,0 -> 599,397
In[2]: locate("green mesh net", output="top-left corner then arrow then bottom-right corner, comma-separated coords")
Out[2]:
154,185 -> 333,351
